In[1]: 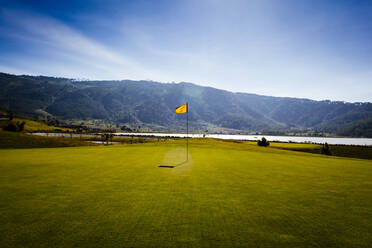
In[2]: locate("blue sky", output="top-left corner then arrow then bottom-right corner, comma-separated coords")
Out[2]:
0,0 -> 371,102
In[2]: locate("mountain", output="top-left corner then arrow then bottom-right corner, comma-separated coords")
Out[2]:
1,72 -> 372,137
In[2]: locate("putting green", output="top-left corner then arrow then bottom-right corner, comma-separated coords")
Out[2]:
0,140 -> 371,247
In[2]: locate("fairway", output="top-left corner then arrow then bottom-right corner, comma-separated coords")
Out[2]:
1,140 -> 371,247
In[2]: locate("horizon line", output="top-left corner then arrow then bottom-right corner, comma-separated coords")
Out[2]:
1,71 -> 370,104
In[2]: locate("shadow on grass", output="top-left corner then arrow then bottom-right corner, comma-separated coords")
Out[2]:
158,160 -> 188,168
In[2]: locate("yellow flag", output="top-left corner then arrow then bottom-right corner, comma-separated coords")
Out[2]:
175,103 -> 188,114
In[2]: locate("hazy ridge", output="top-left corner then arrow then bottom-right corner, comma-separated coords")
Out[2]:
1,72 -> 371,137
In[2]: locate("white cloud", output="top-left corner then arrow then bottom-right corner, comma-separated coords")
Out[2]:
0,9 -> 167,80
0,5 -> 371,102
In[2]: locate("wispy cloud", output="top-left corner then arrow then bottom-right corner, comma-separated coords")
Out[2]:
0,9 -> 165,80
0,2 -> 371,102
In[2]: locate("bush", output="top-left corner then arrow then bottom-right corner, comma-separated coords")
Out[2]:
321,142 -> 331,155
3,121 -> 26,132
121,125 -> 133,132
18,121 -> 25,131
257,137 -> 270,147
3,122 -> 17,132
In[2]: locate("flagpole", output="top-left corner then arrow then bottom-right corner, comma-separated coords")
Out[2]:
186,102 -> 188,161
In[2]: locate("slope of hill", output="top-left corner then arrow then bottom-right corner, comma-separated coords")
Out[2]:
1,72 -> 371,137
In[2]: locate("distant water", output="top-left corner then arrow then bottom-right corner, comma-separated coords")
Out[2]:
31,132 -> 372,146
116,132 -> 372,146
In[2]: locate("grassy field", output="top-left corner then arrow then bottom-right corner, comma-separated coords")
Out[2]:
0,131 -> 95,149
0,118 -> 72,132
270,141 -> 372,160
0,139 -> 371,247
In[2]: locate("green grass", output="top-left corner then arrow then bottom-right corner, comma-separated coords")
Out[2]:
270,141 -> 372,160
5,118 -> 72,132
0,131 -> 95,149
82,135 -> 160,144
323,145 -> 372,160
0,139 -> 371,247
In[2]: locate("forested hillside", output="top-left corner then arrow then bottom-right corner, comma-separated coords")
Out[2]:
1,72 -> 371,137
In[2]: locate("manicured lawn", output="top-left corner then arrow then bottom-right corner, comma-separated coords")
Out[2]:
0,139 -> 371,247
